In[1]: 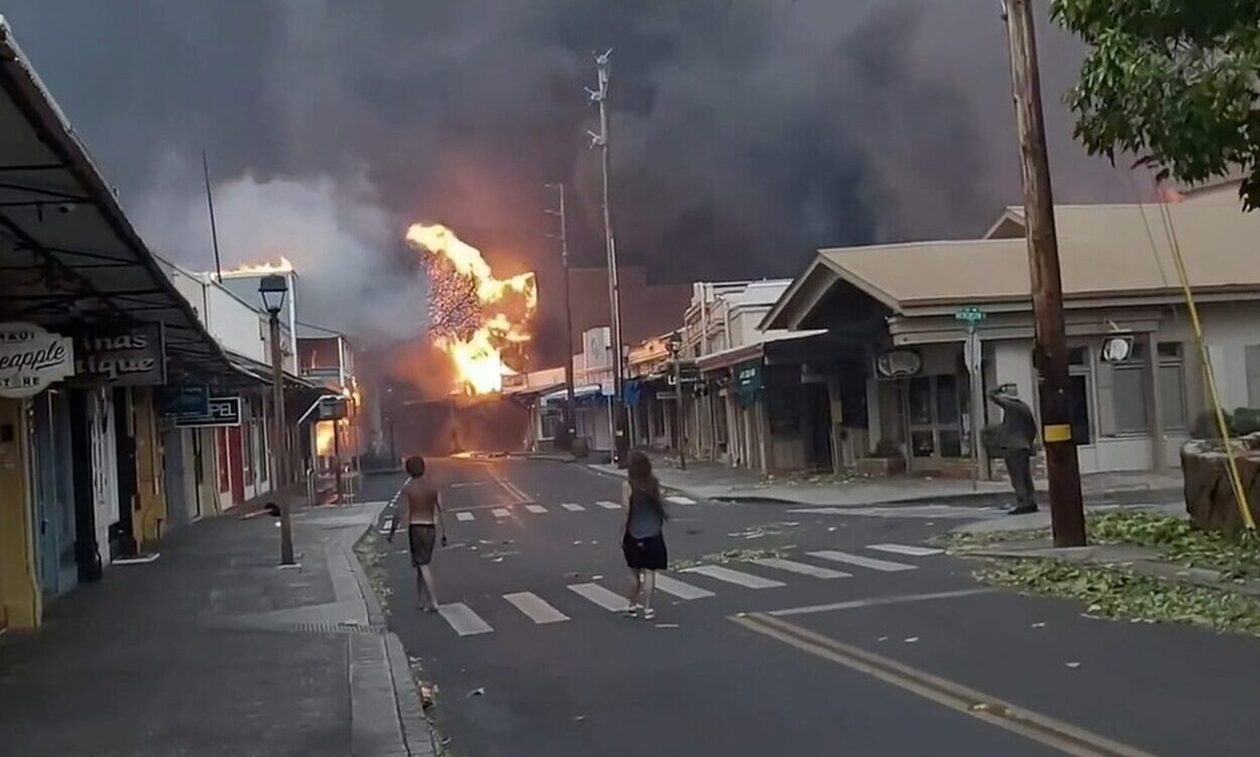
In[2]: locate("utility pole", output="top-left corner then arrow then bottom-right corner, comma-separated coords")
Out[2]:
1003,0 -> 1086,546
202,149 -> 223,282
545,183 -> 578,449
588,49 -> 629,467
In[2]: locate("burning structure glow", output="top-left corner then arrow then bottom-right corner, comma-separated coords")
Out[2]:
406,223 -> 537,395
222,256 -> 295,275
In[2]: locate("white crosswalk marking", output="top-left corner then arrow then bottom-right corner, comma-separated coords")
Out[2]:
866,543 -> 944,557
751,558 -> 851,579
654,574 -> 715,600
596,501 -> 622,510
504,592 -> 569,624
437,603 -> 493,636
492,508 -> 512,518
808,550 -> 916,572
567,583 -> 629,611
682,565 -> 785,589
525,504 -> 548,514
665,495 -> 697,505
455,512 -> 475,522
561,503 -> 585,512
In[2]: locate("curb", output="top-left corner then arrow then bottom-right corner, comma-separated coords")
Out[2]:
347,509 -> 438,756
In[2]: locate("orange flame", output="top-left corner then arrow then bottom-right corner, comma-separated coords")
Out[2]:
315,421 -> 335,456
223,257 -> 295,275
406,223 -> 537,395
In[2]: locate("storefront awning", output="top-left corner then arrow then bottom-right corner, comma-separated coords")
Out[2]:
0,19 -> 242,388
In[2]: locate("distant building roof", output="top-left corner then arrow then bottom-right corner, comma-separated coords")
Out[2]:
765,201 -> 1260,329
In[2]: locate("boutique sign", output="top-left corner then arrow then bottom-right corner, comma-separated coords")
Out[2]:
71,323 -> 167,387
0,322 -> 75,398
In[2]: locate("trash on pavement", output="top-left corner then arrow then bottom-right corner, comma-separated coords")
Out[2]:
1065,662 -> 1081,669
903,637 -> 920,643
655,623 -> 679,629
467,687 -> 486,697
1030,622 -> 1046,628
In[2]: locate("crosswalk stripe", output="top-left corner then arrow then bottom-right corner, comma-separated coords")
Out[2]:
455,512 -> 475,522
665,495 -> 697,505
866,543 -> 944,557
808,550 -> 916,572
504,592 -> 569,624
596,500 -> 622,510
751,558 -> 851,579
562,503 -> 585,512
492,508 -> 512,518
525,504 -> 548,514
437,603 -> 493,636
567,583 -> 629,612
682,565 -> 785,589
655,574 -> 715,600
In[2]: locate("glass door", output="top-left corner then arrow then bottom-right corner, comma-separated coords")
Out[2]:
906,375 -> 964,465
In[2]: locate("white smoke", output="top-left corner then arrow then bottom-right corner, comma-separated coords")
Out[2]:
131,154 -> 428,339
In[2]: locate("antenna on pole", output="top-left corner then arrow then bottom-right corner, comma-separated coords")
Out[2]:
202,148 -> 223,281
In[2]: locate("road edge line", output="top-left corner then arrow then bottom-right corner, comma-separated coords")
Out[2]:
731,613 -> 1154,757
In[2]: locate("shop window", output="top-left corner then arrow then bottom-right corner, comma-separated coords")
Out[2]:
540,409 -> 562,440
1112,364 -> 1149,433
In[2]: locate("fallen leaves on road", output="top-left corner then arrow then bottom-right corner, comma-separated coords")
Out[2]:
978,560 -> 1260,636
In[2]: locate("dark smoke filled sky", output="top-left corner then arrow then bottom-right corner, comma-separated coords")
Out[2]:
3,1 -> 1145,362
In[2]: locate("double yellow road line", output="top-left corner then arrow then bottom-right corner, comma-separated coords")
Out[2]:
485,463 -> 532,505
731,612 -> 1154,757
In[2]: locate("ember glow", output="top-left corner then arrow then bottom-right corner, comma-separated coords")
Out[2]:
315,421 -> 335,456
406,223 -> 537,395
223,257 -> 294,275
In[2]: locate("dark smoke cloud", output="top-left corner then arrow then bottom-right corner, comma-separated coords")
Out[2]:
2,0 -> 1145,361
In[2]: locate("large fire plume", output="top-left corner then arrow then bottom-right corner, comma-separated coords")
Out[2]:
406,223 -> 537,395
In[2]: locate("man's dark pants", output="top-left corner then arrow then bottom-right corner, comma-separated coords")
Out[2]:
1004,450 -> 1036,510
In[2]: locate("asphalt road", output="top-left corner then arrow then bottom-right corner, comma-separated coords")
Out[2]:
362,459 -> 1260,757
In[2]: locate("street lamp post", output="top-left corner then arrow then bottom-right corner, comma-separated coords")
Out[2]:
260,274 -> 295,566
545,182 -> 578,449
667,331 -> 686,471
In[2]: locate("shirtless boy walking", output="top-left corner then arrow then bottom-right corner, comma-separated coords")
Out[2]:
388,456 -> 447,611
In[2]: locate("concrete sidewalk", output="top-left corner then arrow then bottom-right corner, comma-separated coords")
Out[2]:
0,499 -> 433,757
584,450 -> 1184,508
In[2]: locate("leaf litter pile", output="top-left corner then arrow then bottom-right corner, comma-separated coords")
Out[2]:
979,560 -> 1260,636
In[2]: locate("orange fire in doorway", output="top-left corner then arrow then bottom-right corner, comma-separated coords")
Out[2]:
406,223 -> 537,395
315,421 -> 335,456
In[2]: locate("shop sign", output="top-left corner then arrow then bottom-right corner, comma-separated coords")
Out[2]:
174,396 -> 242,428
875,349 -> 922,379
318,397 -> 348,421
0,322 -> 74,398
735,360 -> 763,407
71,323 -> 166,387
160,385 -> 210,418
1100,335 -> 1135,364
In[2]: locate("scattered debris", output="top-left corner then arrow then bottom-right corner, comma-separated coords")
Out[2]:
655,623 -> 680,629
592,575 -> 604,581
903,637 -> 920,643
1065,662 -> 1081,669
467,687 -> 486,698
876,636 -> 889,642
420,683 -> 438,709
574,715 -> 587,722
1030,622 -> 1046,629
493,557 -> 504,563
827,527 -> 837,532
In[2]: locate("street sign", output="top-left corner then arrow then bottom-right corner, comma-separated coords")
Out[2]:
174,396 -> 242,428
955,306 -> 987,325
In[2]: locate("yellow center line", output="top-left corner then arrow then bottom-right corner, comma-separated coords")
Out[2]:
731,613 -> 1154,757
483,463 -> 533,505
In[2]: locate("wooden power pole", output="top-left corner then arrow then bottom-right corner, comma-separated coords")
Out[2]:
1004,0 -> 1086,546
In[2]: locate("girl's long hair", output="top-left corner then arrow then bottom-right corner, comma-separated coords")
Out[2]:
627,450 -> 668,521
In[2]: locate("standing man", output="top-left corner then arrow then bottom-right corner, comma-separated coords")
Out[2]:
985,384 -> 1039,515
388,456 -> 447,611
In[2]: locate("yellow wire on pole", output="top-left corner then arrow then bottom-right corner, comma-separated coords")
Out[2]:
1160,203 -> 1257,532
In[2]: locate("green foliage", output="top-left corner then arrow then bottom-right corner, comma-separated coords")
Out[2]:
1051,0 -> 1260,207
1089,512 -> 1260,578
980,560 -> 1260,635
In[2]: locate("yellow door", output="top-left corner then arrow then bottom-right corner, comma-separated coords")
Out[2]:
132,389 -> 167,547
0,398 -> 40,629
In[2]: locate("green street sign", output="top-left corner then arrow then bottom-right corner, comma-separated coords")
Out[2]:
954,306 -> 987,322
